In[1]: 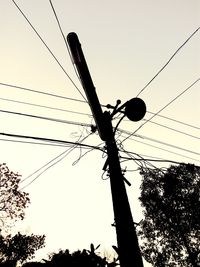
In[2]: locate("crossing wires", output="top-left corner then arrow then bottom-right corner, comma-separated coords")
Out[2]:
19,131 -> 95,190
12,0 -> 87,101
48,0 -> 81,83
136,27 -> 200,97
121,78 -> 200,144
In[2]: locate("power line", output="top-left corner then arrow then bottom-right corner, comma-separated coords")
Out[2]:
19,147 -> 73,191
120,147 -> 159,171
11,0 -> 87,101
49,0 -> 68,51
119,129 -> 200,157
137,134 -> 200,156
141,119 -> 200,140
120,155 -> 181,165
124,115 -> 200,141
0,82 -> 86,103
118,131 -> 200,162
129,153 -> 179,162
122,78 -> 200,143
136,27 -> 200,97
0,137 -> 72,147
0,108 -> 92,127
0,82 -> 107,109
48,0 -> 81,81
4,87 -> 198,136
1,99 -> 198,158
108,107 -> 200,131
106,106 -> 200,131
0,132 -> 104,151
0,96 -> 91,117
20,132 -> 93,190
146,111 -> 200,130
119,134 -> 200,163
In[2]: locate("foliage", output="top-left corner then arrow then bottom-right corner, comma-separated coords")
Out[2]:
0,232 -> 45,263
44,243 -> 119,267
0,163 -> 45,264
0,163 -> 30,228
138,163 -> 200,267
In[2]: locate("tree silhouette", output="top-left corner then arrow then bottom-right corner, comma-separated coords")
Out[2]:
138,163 -> 200,266
42,244 -> 119,267
0,232 -> 45,263
0,163 -> 45,265
0,163 -> 30,229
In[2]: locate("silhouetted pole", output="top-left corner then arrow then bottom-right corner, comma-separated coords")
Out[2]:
67,32 -> 144,267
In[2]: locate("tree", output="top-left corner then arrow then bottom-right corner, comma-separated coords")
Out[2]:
0,163 -> 30,229
44,244 -> 119,267
0,163 -> 45,264
138,163 -> 200,267
0,232 -> 45,263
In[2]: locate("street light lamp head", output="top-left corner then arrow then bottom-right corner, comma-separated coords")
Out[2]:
125,97 -> 146,121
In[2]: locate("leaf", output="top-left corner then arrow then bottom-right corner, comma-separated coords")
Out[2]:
138,163 -> 200,266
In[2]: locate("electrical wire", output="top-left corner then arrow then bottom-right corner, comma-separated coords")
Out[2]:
19,132 -> 94,190
118,132 -> 200,163
113,114 -> 126,135
122,78 -> 200,143
120,155 -> 181,165
120,147 -> 158,170
128,153 -> 179,162
122,148 -> 145,169
1,102 -> 199,164
136,27 -> 200,97
0,96 -> 91,117
138,134 -> 200,156
72,140 -> 105,166
141,119 -> 200,140
20,147 -> 72,184
106,106 -> 200,131
1,131 -> 104,190
49,0 -> 68,52
20,131 -> 92,182
0,108 -> 92,127
0,137 -> 72,147
48,0 -> 81,83
0,132 -> 104,151
0,82 -> 86,103
48,0 -> 109,112
146,111 -> 200,130
72,147 -> 96,166
0,82 -> 107,108
11,0 -> 87,101
119,112 -> 200,141
119,129 -> 200,156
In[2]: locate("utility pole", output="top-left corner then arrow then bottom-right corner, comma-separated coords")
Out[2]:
67,32 -> 144,267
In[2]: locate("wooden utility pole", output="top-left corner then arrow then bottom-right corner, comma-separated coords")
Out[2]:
67,32 -> 144,267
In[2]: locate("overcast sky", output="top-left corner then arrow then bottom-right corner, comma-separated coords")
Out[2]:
0,1 -> 199,266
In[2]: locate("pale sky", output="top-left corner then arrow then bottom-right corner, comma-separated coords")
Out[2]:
0,1 -> 200,266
